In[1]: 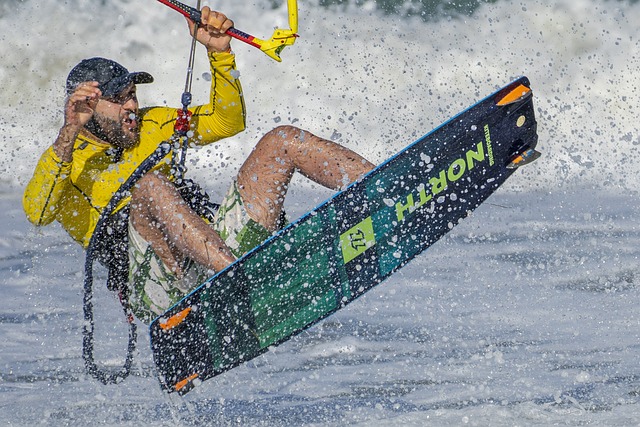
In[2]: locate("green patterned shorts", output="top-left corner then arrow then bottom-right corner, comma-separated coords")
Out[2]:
127,180 -> 271,323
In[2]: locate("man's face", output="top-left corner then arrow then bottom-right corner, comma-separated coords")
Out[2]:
93,83 -> 140,149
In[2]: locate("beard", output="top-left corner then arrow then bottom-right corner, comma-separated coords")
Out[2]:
89,109 -> 140,149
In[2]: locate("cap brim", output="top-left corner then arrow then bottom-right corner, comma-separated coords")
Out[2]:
131,71 -> 154,85
101,71 -> 154,97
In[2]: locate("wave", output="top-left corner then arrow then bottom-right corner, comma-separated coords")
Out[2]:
1,0 -> 639,192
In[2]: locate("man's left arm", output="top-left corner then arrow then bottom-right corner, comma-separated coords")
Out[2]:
189,51 -> 246,144
183,7 -> 246,144
142,8 -> 246,145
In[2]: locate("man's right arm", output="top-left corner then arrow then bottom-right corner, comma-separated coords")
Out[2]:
23,145 -> 73,226
23,82 -> 101,226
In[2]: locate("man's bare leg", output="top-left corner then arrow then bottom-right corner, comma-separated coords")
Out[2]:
129,171 -> 235,274
237,125 -> 375,231
129,126 -> 373,275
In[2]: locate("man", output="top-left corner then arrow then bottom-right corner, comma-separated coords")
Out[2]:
23,7 -> 374,323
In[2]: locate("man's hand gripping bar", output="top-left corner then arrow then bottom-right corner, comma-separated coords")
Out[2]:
156,0 -> 299,62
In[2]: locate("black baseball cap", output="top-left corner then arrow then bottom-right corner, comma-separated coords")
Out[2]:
66,57 -> 154,97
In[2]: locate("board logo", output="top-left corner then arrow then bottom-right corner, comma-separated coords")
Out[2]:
395,124 -> 494,222
340,216 -> 376,264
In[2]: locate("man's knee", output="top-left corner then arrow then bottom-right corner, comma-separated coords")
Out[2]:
263,125 -> 308,148
270,125 -> 300,138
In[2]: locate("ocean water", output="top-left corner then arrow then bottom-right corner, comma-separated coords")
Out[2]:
1,0 -> 639,425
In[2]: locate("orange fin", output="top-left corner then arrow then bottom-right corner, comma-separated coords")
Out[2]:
497,84 -> 532,106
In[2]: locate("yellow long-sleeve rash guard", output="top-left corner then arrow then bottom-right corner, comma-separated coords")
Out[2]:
23,52 -> 246,248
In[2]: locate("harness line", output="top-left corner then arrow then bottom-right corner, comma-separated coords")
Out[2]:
82,1 -> 202,384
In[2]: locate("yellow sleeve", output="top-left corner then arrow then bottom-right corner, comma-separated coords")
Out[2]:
189,51 -> 247,145
139,52 -> 246,148
23,146 -> 72,226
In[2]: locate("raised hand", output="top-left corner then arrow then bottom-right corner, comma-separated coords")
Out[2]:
187,7 -> 234,53
53,82 -> 101,161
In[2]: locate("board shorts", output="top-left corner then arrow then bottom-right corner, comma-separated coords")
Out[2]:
127,180 -> 271,323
